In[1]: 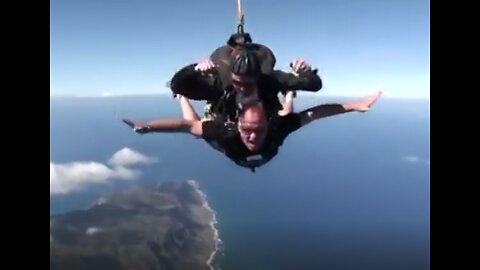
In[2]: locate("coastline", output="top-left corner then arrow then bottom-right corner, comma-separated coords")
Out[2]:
188,180 -> 222,270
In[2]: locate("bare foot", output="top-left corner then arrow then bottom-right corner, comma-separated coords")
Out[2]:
347,91 -> 383,112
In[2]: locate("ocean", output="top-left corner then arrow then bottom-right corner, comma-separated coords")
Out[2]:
50,95 -> 430,270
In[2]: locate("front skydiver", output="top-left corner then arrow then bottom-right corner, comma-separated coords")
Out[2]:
122,91 -> 382,172
173,90 -> 295,156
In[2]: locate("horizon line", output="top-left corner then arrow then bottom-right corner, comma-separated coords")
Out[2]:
50,92 -> 430,101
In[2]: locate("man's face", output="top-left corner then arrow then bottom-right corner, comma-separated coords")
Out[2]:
231,73 -> 258,95
237,104 -> 268,152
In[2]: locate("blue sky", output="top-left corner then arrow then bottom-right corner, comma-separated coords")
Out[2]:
50,0 -> 429,99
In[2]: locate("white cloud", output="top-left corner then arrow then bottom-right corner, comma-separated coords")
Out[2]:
402,156 -> 421,163
50,161 -> 139,195
108,147 -> 156,167
50,148 -> 157,195
402,155 -> 430,166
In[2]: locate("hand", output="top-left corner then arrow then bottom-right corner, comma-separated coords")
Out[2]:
122,119 -> 151,134
290,59 -> 312,74
194,58 -> 216,72
348,91 -> 383,112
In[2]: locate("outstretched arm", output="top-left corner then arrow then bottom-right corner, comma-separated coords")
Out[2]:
298,91 -> 382,126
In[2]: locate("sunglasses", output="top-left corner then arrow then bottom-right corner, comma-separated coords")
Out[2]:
232,79 -> 256,89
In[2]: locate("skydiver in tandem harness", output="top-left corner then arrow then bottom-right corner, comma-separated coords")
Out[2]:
168,0 -> 322,124
122,0 -> 383,172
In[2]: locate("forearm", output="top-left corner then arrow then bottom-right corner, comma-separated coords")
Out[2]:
300,104 -> 351,125
169,64 -> 222,101
170,64 -> 196,89
308,104 -> 351,119
297,72 -> 322,92
145,119 -> 194,133
273,70 -> 322,93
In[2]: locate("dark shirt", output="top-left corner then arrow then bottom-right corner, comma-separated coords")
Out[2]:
201,113 -> 303,170
170,62 -> 322,99
170,64 -> 322,120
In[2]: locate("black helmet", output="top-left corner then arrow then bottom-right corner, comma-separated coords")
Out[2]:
230,49 -> 261,77
227,32 -> 253,47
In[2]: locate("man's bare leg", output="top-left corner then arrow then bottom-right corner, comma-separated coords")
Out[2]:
178,95 -> 201,121
278,91 -> 295,116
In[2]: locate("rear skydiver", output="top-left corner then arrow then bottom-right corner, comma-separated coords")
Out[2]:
168,0 -> 321,124
208,27 -> 277,85
169,47 -> 322,124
